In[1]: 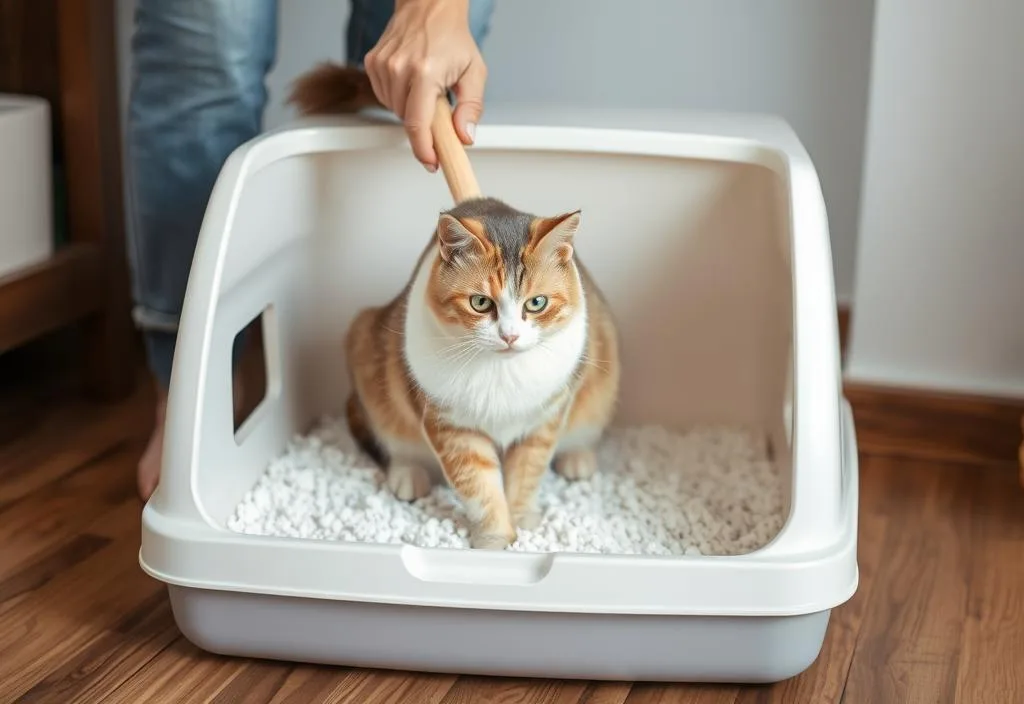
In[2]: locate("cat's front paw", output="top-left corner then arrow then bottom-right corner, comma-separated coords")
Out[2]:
386,463 -> 431,501
514,509 -> 543,530
554,448 -> 597,480
470,526 -> 517,550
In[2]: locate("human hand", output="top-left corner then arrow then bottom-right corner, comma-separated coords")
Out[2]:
364,0 -> 487,171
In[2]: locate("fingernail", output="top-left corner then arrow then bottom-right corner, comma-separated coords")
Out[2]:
425,162 -> 437,173
467,122 -> 477,142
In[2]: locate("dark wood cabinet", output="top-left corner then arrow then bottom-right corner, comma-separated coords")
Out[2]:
0,0 -> 136,401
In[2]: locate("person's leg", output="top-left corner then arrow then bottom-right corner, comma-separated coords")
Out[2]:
466,0 -> 497,47
345,0 -> 496,66
126,0 -> 278,500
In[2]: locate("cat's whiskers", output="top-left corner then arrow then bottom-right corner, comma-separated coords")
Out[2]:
433,331 -> 478,355
441,344 -> 480,368
436,337 -> 477,359
438,335 -> 485,360
577,354 -> 610,374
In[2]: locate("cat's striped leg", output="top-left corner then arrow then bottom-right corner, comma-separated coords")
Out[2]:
503,412 -> 565,529
422,407 -> 515,550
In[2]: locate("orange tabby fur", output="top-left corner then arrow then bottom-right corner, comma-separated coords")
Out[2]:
344,208 -> 619,549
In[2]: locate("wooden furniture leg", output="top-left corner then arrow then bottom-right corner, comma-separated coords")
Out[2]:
56,0 -> 137,401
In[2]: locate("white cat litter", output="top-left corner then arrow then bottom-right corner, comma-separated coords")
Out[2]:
227,418 -> 786,556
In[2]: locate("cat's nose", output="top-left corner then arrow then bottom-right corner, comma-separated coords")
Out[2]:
500,332 -> 519,346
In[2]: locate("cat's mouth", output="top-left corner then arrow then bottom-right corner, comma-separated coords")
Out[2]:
494,343 -> 528,355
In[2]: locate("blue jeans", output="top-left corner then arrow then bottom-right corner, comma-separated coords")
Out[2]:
125,0 -> 496,389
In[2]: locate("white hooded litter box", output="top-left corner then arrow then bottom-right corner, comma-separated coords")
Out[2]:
139,106 -> 858,683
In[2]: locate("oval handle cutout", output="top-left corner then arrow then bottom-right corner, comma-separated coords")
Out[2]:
400,544 -> 555,586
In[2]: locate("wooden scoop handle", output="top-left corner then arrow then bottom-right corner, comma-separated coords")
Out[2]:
430,95 -> 482,203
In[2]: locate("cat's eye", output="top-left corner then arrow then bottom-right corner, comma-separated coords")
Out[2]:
524,295 -> 548,313
469,295 -> 493,313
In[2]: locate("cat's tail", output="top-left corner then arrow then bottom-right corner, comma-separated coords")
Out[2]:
288,63 -> 383,116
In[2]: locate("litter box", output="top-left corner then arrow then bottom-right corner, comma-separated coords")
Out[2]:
139,105 -> 859,683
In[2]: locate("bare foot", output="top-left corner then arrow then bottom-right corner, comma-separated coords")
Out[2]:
137,377 -> 244,502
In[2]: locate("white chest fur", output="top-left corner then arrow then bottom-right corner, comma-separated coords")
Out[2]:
403,249 -> 588,448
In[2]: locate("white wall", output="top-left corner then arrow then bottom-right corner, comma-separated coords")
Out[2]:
477,0 -> 874,304
116,0 -> 874,304
845,0 -> 1024,397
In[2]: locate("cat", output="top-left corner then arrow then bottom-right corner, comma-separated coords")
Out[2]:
289,65 -> 621,549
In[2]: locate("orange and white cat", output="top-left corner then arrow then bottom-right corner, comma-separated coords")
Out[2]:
290,66 -> 621,549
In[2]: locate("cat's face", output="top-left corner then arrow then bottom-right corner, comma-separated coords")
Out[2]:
425,205 -> 584,355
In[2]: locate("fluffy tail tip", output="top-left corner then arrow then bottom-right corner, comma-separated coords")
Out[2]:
287,62 -> 381,116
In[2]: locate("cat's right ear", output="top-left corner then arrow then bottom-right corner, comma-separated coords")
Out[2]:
437,214 -> 486,263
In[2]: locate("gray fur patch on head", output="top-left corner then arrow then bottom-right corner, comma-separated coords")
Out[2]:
443,197 -> 534,288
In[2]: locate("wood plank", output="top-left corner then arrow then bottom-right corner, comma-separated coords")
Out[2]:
955,537 -> 1024,701
0,378 -> 150,509
845,382 -> 1024,468
576,683 -> 632,704
0,501 -> 161,698
624,684 -> 737,704
261,667 -> 377,704
954,466 -> 1024,700
841,458 -> 974,703
0,534 -> 110,615
14,592 -> 180,704
97,638 -> 243,704
325,670 -> 457,704
441,676 -> 589,704
0,244 -> 103,353
206,662 -> 313,704
102,647 -> 454,704
0,438 -> 141,579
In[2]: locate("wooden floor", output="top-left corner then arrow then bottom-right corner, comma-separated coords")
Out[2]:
1,368 -> 1023,703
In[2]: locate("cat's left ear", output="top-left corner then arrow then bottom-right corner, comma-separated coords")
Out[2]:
528,210 -> 581,264
437,213 -> 487,263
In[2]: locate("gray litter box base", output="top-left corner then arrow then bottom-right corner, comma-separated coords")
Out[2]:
167,585 -> 831,683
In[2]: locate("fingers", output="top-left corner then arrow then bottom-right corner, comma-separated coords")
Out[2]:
403,75 -> 440,170
363,40 -> 488,170
363,45 -> 390,116
452,57 -> 487,145
386,57 -> 410,122
366,44 -> 440,170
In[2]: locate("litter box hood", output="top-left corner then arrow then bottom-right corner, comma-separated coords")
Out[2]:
140,105 -> 857,622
